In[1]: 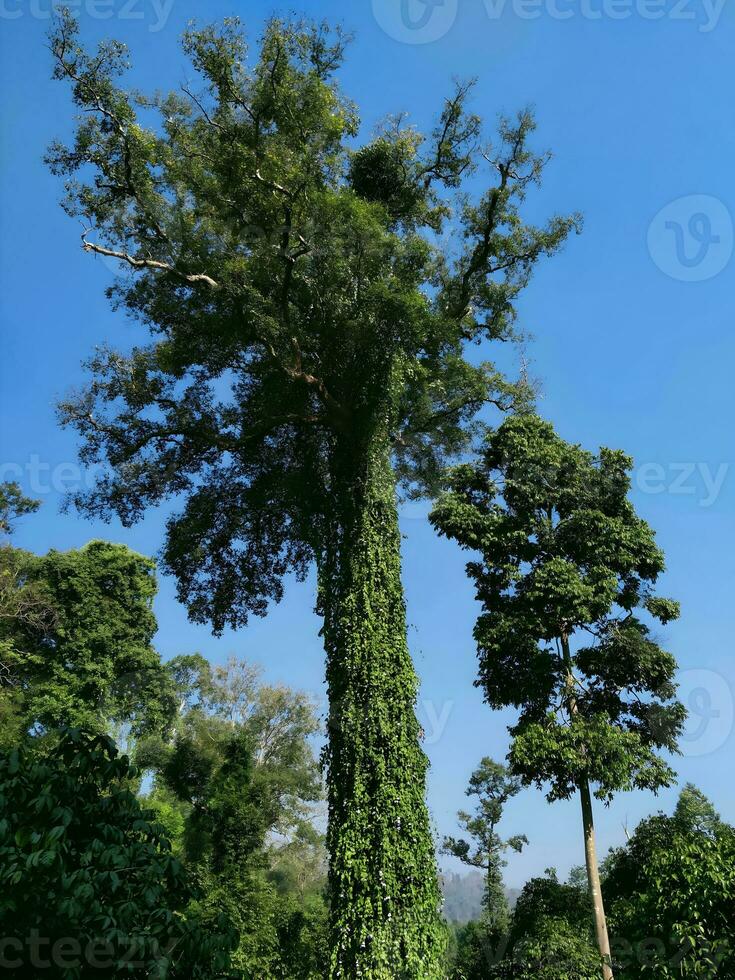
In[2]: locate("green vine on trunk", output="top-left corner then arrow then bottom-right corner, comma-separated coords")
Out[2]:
320,404 -> 444,978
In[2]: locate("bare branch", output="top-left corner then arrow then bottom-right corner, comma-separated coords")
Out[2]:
81,233 -> 220,290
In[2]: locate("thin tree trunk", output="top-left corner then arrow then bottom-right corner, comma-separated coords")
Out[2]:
318,427 -> 443,979
561,634 -> 614,980
579,777 -> 614,980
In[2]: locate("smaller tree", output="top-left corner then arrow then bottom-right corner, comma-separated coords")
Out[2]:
504,914 -> 601,980
431,414 -> 686,980
450,872 -> 600,980
268,819 -> 329,979
604,787 -> 735,978
0,729 -> 236,978
137,654 -> 325,977
449,920 -> 504,980
1,535 -> 174,742
443,758 -> 527,930
672,782 -> 722,837
138,654 -> 322,834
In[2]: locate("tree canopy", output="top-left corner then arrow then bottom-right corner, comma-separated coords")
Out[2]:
48,10 -> 578,631
1,538 -> 172,742
605,787 -> 735,978
430,413 -> 685,803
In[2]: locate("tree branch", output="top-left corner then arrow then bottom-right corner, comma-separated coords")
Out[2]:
81,234 -> 220,290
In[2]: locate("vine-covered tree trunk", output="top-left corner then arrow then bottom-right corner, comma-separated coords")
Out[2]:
319,425 -> 444,979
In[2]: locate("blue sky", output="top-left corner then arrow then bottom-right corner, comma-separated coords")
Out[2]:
1,0 -> 734,888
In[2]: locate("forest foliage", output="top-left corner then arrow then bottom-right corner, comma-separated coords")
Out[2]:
0,8 -> 731,980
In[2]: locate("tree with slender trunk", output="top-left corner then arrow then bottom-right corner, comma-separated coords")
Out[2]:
431,413 -> 686,980
442,757 -> 527,931
47,12 -> 578,976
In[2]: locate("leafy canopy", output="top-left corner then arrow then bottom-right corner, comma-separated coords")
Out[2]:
604,787 -> 735,978
137,654 -> 322,834
136,654 -> 325,976
1,539 -> 172,741
431,413 -> 686,802
48,11 -> 579,632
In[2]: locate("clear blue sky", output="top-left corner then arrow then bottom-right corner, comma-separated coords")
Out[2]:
1,0 -> 734,888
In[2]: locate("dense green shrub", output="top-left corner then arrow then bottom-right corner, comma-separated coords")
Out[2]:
0,730 -> 236,978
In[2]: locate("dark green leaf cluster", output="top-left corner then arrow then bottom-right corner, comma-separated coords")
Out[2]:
604,787 -> 735,978
431,414 -> 685,802
1,537 -> 173,743
0,729 -> 236,978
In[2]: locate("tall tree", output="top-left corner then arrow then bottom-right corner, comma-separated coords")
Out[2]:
48,12 -> 578,974
431,414 -> 686,979
442,757 -> 527,930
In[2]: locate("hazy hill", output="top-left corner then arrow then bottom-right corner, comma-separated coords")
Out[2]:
440,872 -> 521,924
